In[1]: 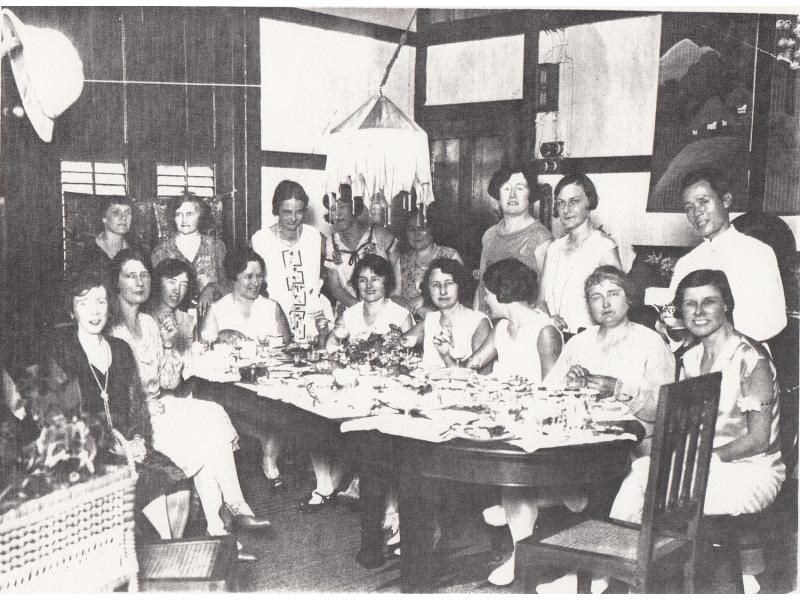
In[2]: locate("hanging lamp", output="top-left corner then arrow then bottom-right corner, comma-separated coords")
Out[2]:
321,10 -> 433,226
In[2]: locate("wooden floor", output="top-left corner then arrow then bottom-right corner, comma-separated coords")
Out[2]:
161,437 -> 797,594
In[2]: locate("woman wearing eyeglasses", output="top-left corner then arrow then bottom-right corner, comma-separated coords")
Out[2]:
539,173 -> 623,338
473,165 -> 552,315
401,258 -> 490,368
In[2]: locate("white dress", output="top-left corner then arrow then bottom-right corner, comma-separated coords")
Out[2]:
341,299 -> 411,341
252,224 -> 332,341
540,228 -> 618,333
610,333 -> 785,522
422,308 -> 489,368
205,294 -> 284,341
110,314 -> 238,477
493,309 -> 559,383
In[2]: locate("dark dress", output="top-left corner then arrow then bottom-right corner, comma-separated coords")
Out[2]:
79,235 -> 148,274
48,327 -> 185,510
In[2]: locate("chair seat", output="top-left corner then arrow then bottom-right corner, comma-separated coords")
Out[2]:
137,535 -> 238,592
539,519 -> 678,561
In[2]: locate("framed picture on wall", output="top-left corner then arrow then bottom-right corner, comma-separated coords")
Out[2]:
647,12 -> 759,212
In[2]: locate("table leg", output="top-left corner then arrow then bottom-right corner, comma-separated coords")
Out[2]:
399,468 -> 439,593
356,472 -> 386,569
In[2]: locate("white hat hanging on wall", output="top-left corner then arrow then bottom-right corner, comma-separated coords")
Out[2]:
1,8 -> 84,142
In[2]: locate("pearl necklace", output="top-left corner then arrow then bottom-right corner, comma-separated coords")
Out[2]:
87,352 -> 113,430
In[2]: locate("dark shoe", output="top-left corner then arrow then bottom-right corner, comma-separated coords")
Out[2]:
265,476 -> 285,491
298,490 -> 337,513
232,513 -> 273,532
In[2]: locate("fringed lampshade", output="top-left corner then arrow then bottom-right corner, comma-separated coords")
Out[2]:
321,92 -> 434,224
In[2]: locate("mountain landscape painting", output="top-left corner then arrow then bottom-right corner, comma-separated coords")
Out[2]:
647,13 -> 758,212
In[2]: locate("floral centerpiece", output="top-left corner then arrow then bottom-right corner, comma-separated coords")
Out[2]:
331,325 -> 419,374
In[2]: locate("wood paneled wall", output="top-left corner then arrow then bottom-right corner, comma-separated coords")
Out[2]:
0,6 -> 257,363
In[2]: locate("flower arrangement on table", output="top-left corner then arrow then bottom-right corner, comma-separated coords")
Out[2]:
330,325 -> 421,375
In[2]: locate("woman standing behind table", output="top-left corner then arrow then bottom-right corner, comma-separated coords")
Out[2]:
543,266 -> 675,457
251,180 -> 333,344
539,173 -> 623,337
401,258 -> 489,369
80,197 -> 147,273
459,258 -> 564,587
323,184 -> 402,310
396,214 -> 462,319
47,269 -> 188,539
537,269 -> 783,595
473,165 -> 552,315
146,258 -> 196,356
107,249 -> 271,544
202,248 -> 292,489
151,193 -> 228,318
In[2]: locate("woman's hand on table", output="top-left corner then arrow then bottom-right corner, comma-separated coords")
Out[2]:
584,374 -> 618,398
566,364 -> 589,388
147,399 -> 165,416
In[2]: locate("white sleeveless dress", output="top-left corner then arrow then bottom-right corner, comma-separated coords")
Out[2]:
422,308 -> 488,368
252,224 -> 331,341
493,309 -> 559,383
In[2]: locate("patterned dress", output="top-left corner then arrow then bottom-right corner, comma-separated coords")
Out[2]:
252,225 -> 331,341
109,313 -> 238,477
151,234 -> 227,303
324,226 -> 397,300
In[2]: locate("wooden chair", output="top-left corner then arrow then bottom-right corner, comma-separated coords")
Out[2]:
517,372 -> 722,593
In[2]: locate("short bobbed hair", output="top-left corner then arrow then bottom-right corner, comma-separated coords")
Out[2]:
483,258 -> 537,304
272,179 -> 309,215
349,254 -> 395,299
673,269 -> 735,321
64,269 -> 110,316
584,266 -> 636,305
167,193 -> 210,232
554,173 -> 599,215
680,168 -> 731,200
150,258 -> 194,312
421,258 -> 473,307
223,247 -> 265,281
487,164 -> 536,202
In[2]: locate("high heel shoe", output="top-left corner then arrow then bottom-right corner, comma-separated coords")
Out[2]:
220,504 -> 273,533
299,490 -> 337,513
232,513 -> 273,532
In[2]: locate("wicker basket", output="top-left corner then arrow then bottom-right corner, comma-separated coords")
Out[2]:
0,430 -> 139,592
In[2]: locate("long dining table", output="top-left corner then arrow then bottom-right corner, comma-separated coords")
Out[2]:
194,375 -> 641,593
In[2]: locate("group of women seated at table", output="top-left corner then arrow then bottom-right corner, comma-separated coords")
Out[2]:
2,167 -> 786,590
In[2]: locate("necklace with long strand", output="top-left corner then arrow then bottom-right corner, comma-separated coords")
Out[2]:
87,350 -> 114,430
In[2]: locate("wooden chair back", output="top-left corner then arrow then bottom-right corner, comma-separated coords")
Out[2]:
636,372 -> 722,570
